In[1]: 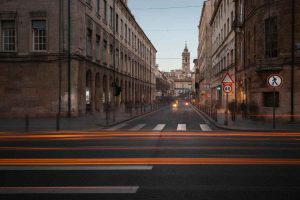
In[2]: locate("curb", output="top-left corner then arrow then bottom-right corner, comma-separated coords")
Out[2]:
191,104 -> 299,133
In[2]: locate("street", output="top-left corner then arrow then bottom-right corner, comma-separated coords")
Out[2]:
1,103 -> 300,199
107,101 -> 216,132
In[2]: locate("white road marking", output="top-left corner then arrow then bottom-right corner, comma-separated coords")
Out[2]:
0,165 -> 153,171
177,124 -> 186,131
0,186 -> 139,194
129,124 -> 146,131
107,123 -> 128,131
153,124 -> 166,131
200,124 -> 212,132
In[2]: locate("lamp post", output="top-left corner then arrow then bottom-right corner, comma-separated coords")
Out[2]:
112,0 -> 116,122
67,0 -> 71,117
291,0 -> 295,123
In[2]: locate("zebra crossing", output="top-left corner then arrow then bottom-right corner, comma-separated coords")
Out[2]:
107,123 -> 213,132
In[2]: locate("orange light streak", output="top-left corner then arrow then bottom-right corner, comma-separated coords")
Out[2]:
1,132 -> 300,139
1,146 -> 300,151
1,158 -> 300,165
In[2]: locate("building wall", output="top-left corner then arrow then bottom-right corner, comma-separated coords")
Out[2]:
235,0 -> 300,122
0,0 -> 157,118
197,0 -> 213,104
210,0 -> 236,108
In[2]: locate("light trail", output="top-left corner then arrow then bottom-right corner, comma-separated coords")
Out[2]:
0,132 -> 300,139
1,146 -> 300,151
1,158 -> 300,165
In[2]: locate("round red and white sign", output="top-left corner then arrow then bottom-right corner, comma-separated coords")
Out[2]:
223,84 -> 232,93
267,74 -> 283,88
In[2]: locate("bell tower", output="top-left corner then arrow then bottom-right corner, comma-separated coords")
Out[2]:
182,42 -> 190,74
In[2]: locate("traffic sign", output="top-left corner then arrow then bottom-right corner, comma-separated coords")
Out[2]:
267,74 -> 283,88
222,73 -> 234,84
223,84 -> 232,93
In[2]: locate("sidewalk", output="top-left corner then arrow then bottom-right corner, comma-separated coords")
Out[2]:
193,105 -> 300,132
0,104 -> 160,132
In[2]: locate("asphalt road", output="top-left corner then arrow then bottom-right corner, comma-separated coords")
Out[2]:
1,102 -> 300,200
107,101 -> 218,132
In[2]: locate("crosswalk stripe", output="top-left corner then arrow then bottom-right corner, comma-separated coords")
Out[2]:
200,124 -> 212,132
153,124 -> 166,131
130,124 -> 146,131
177,124 -> 186,131
107,123 -> 128,131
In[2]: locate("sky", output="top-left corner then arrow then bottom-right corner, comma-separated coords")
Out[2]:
128,0 -> 204,72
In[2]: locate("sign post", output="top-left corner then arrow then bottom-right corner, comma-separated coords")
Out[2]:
267,74 -> 283,129
222,73 -> 234,126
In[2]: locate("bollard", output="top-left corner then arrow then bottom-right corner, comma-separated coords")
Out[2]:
25,115 -> 29,132
56,113 -> 60,131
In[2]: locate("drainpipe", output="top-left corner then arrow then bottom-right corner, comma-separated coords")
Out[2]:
290,0 -> 295,122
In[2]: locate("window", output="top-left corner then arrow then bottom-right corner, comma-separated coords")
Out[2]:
109,6 -> 113,27
227,53 -> 230,66
230,49 -> 234,65
125,24 -> 127,41
132,32 -> 134,46
231,11 -> 234,31
121,19 -> 124,37
116,14 -> 119,33
103,0 -> 107,21
96,0 -> 100,14
32,20 -> 47,51
2,20 -> 16,52
86,28 -> 92,57
121,52 -> 124,71
263,92 -> 279,107
116,49 -> 119,68
96,35 -> 100,61
227,18 -> 229,34
109,44 -> 113,65
102,40 -> 107,63
265,17 -> 278,58
128,28 -> 131,43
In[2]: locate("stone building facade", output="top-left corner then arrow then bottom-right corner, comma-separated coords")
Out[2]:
0,0 -> 157,118
182,43 -> 190,74
210,0 -> 236,108
197,0 -> 213,105
164,45 -> 192,97
234,0 -> 300,122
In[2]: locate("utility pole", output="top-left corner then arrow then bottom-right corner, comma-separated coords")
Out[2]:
150,49 -> 152,108
67,0 -> 72,117
291,0 -> 295,123
112,0 -> 116,122
57,0 -> 63,130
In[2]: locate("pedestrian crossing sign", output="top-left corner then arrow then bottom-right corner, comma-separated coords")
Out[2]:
222,73 -> 234,84
267,74 -> 283,88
